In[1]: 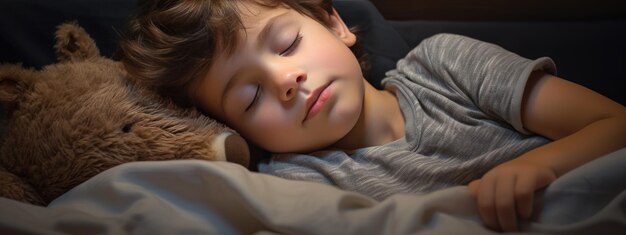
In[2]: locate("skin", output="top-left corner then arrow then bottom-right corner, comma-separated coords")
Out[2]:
193,1 -> 626,232
194,2 -> 404,154
468,71 -> 626,232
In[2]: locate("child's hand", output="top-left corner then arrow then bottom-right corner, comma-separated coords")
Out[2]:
467,159 -> 557,232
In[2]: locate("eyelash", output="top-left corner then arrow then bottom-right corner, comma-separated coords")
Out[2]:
279,33 -> 303,56
245,83 -> 261,112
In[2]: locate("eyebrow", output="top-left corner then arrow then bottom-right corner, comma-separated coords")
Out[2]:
221,12 -> 291,110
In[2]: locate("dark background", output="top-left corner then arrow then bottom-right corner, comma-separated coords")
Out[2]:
1,0 -> 625,104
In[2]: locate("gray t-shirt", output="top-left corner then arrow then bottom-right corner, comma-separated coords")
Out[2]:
258,33 -> 557,200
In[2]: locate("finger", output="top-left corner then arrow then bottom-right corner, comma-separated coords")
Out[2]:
476,176 -> 498,231
514,175 -> 535,219
495,174 -> 518,232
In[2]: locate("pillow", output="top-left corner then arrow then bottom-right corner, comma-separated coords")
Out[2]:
334,0 -> 411,88
0,0 -> 135,68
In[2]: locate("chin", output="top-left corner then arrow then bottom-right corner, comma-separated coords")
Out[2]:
333,92 -> 363,130
325,102 -> 361,142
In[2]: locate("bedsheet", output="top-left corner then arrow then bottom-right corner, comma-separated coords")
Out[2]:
1,148 -> 625,234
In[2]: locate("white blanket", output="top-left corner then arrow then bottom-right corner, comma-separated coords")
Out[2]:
1,148 -> 625,234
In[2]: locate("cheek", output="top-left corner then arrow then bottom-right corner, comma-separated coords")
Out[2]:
240,104 -> 295,147
306,44 -> 346,69
240,102 -> 324,153
311,34 -> 358,69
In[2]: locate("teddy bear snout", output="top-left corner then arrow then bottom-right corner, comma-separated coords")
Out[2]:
224,134 -> 250,168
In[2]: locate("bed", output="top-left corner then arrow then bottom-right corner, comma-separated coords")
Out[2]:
0,148 -> 624,234
1,0 -> 625,234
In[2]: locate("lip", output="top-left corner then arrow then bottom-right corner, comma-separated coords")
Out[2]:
303,81 -> 333,122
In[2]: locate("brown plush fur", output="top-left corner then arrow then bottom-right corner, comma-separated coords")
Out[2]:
0,22 -> 250,206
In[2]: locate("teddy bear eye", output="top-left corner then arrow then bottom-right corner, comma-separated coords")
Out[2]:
121,123 -> 134,133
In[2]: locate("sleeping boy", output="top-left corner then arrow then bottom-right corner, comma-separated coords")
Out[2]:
118,0 -> 626,232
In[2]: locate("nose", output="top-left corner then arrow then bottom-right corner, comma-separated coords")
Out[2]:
275,68 -> 306,101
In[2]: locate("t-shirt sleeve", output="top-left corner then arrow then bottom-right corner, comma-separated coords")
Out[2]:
389,33 -> 556,133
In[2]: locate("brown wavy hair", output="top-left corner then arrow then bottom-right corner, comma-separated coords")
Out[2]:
118,0 -> 367,108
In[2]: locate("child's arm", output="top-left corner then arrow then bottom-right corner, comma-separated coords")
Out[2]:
468,70 -> 626,232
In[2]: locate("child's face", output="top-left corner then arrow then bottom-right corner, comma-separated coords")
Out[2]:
195,2 -> 364,153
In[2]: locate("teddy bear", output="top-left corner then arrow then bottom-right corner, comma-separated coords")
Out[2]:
0,22 -> 251,206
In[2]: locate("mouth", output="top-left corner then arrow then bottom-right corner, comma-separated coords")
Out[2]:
303,81 -> 333,122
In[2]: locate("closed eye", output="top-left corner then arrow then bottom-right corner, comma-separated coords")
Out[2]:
245,84 -> 261,112
279,33 -> 302,56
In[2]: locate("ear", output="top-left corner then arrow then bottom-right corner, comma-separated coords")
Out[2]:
327,8 -> 357,47
54,21 -> 100,62
0,64 -> 34,106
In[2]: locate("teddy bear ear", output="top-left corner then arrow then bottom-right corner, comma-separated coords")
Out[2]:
0,64 -> 34,105
54,21 -> 100,62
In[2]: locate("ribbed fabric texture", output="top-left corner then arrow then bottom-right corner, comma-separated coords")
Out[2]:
259,34 -> 556,200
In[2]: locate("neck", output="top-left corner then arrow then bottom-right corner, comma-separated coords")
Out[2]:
332,81 -> 405,151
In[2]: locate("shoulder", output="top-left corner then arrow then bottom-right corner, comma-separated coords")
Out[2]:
412,33 -> 479,51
